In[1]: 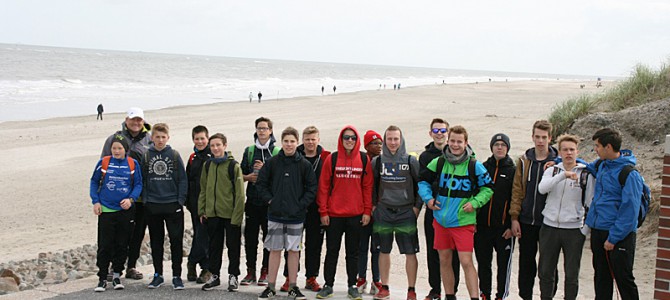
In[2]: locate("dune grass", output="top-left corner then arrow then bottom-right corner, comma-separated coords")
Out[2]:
549,62 -> 670,137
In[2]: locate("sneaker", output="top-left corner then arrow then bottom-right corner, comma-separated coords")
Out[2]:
228,274 -> 239,292
196,269 -> 212,284
147,274 -> 164,289
125,268 -> 143,280
305,276 -> 322,292
423,291 -> 441,300
112,278 -> 124,290
407,290 -> 417,300
202,275 -> 220,291
187,263 -> 197,282
258,267 -> 269,286
355,277 -> 367,294
373,285 -> 390,300
241,269 -> 257,286
172,277 -> 185,290
316,285 -> 334,299
348,285 -> 363,300
371,281 -> 382,295
480,293 -> 490,300
258,287 -> 277,299
280,278 -> 290,292
288,286 -> 307,300
94,280 -> 107,292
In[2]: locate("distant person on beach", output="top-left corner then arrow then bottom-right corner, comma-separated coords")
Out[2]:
356,130 -> 382,295
418,125 -> 493,300
100,107 -> 152,281
240,117 -> 281,287
256,127 -> 317,300
249,92 -> 253,103
91,135 -> 142,292
185,126 -> 212,284
333,85 -> 336,94
198,133 -> 245,292
370,125 -> 421,300
141,123 -> 188,290
586,128 -> 642,299
397,83 -> 401,89
474,133 -> 515,300
97,103 -> 104,120
509,120 -> 558,300
258,92 -> 263,103
537,134 -> 594,300
316,126 -> 372,299
393,84 -> 396,90
322,86 -> 325,95
419,118 -> 459,300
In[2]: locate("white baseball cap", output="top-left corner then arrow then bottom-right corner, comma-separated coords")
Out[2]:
127,107 -> 145,119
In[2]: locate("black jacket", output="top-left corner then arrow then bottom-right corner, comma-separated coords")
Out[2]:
478,155 -> 515,229
256,150 -> 318,223
186,147 -> 212,212
241,134 -> 280,206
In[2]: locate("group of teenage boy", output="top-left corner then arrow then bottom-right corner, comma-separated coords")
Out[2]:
90,106 -> 644,300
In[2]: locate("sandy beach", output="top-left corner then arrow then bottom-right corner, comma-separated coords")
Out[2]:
0,80 -> 655,299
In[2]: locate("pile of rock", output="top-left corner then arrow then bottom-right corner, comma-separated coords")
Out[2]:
0,229 -> 193,295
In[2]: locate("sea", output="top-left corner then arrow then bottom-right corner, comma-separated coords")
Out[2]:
0,44 -> 599,123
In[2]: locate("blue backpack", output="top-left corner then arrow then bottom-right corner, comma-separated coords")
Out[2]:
594,160 -> 651,228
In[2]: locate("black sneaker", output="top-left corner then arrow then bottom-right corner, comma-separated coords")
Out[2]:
288,286 -> 306,300
258,287 -> 277,299
112,278 -> 124,290
172,277 -> 185,290
147,274 -> 164,289
94,280 -> 107,292
202,275 -> 220,291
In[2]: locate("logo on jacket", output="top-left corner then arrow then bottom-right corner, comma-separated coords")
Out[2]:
439,174 -> 473,191
149,154 -> 174,176
106,181 -> 116,191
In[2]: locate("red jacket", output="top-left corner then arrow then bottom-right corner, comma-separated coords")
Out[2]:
317,125 -> 373,217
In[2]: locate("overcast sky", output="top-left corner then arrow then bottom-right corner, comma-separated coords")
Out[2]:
2,0 -> 669,76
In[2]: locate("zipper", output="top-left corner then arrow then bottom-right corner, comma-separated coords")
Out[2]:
488,161 -> 500,226
213,163 -> 220,216
531,162 -> 541,226
557,171 -> 568,228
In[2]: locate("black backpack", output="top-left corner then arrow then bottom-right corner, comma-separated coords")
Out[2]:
328,151 -> 368,196
591,160 -> 651,228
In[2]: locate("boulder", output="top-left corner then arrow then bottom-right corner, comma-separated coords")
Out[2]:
0,277 -> 19,294
0,269 -> 20,285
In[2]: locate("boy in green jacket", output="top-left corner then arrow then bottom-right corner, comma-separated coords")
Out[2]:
198,133 -> 246,291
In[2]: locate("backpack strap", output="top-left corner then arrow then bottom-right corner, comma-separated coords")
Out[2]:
98,156 -> 112,193
552,166 -> 561,177
618,165 -> 635,186
432,156 -> 447,193
228,160 -> 238,207
271,146 -> 280,156
468,158 -> 478,189
328,152 -> 339,196
374,156 -> 381,203
247,145 -> 256,169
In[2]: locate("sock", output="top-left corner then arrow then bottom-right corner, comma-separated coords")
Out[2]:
446,295 -> 457,300
268,282 -> 276,291
408,286 -> 415,292
289,282 -> 296,288
113,272 -> 120,279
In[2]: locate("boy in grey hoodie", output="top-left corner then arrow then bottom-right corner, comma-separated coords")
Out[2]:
141,123 -> 188,290
370,125 -> 421,300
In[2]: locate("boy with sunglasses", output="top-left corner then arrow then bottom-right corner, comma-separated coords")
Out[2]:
316,126 -> 373,300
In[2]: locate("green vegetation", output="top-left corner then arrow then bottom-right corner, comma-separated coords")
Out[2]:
549,62 -> 670,137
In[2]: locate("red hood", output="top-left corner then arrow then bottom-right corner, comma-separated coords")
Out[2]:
337,125 -> 362,160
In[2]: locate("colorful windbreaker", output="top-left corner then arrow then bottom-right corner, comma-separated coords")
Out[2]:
418,147 -> 494,228
90,156 -> 143,211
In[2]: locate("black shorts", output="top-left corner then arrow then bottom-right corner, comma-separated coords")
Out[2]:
372,206 -> 419,254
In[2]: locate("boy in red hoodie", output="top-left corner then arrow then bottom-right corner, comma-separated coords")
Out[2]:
316,126 -> 373,300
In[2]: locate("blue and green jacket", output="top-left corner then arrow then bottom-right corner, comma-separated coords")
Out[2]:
418,150 -> 494,228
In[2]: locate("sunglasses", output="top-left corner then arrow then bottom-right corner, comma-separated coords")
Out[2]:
431,128 -> 448,134
342,135 -> 357,141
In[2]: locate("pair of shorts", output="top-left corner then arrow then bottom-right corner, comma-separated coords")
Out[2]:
264,221 -> 303,251
372,206 -> 419,254
432,219 -> 475,252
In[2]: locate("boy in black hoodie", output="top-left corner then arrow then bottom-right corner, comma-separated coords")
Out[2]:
474,133 -> 515,300
185,125 -> 212,283
256,127 -> 318,300
141,123 -> 188,290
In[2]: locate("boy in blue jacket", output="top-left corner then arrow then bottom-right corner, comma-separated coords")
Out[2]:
586,128 -> 641,300
141,123 -> 188,290
90,135 -> 142,292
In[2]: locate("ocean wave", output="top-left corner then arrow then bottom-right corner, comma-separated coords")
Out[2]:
61,78 -> 83,84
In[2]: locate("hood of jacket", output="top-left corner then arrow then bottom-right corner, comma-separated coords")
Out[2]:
337,125 -> 363,160
121,121 -> 151,141
524,146 -> 558,162
381,132 -> 408,163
